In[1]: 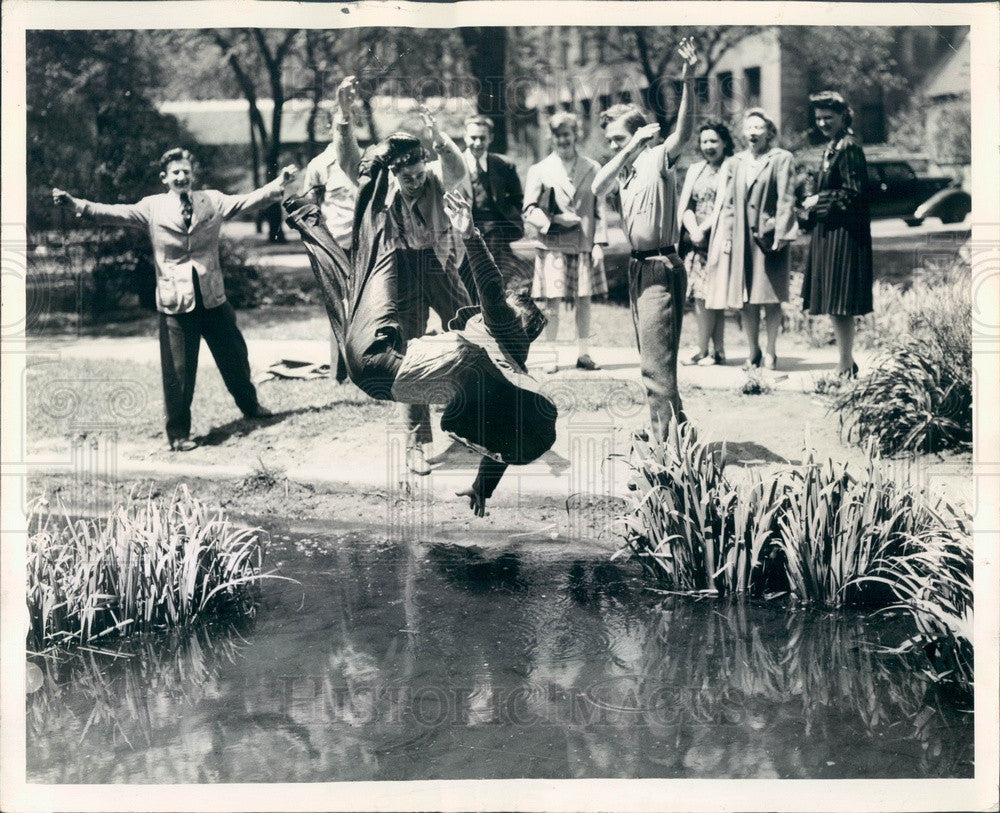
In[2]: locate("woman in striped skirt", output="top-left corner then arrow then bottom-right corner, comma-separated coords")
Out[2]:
800,91 -> 873,377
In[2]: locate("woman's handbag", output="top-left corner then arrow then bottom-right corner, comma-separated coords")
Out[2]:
540,186 -> 580,236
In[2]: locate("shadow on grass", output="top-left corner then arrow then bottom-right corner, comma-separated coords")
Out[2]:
706,439 -> 792,467
192,400 -> 369,447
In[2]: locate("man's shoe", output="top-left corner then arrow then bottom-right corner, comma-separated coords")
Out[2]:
575,354 -> 600,371
243,405 -> 273,420
169,438 -> 198,452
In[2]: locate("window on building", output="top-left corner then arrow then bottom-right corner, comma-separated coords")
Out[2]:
695,76 -> 710,110
718,71 -> 734,114
744,67 -> 762,108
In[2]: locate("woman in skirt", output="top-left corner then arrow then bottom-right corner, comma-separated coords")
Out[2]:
800,91 -> 873,377
523,111 -> 607,372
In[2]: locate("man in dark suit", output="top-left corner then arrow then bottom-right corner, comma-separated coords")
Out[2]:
54,148 -> 297,451
461,115 -> 530,296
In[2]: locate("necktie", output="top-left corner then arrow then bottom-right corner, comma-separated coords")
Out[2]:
180,192 -> 193,230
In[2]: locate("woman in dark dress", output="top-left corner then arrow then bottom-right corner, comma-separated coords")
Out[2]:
800,91 -> 873,377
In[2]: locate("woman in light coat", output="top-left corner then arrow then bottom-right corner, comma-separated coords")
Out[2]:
723,108 -> 798,370
523,111 -> 607,372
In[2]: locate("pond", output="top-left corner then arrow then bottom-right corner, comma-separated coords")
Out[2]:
27,524 -> 973,782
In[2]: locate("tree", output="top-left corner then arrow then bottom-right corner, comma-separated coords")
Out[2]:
781,27 -> 910,143
626,27 -> 758,131
459,28 -> 509,152
207,28 -> 301,242
26,30 -> 192,230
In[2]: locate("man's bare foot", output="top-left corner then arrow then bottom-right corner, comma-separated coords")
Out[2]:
406,443 -> 432,476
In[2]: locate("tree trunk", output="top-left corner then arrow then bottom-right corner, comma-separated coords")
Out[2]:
460,27 -> 508,153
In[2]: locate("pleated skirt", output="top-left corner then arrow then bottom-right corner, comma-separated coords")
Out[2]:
802,221 -> 873,316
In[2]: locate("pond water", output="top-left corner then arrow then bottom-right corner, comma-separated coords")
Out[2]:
27,525 -> 973,783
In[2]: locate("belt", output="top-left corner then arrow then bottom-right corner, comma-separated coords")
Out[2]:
630,245 -> 678,260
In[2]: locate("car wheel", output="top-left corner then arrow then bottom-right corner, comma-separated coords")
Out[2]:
939,202 -> 969,224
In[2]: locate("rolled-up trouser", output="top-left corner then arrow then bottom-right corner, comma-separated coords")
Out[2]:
628,253 -> 687,440
394,247 -> 473,446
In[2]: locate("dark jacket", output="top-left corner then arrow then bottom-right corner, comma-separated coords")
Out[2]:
466,151 -> 525,240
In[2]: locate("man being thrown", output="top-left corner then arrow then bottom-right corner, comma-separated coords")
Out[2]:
592,37 -> 698,439
331,105 -> 475,475
53,149 -> 298,451
283,139 -> 555,517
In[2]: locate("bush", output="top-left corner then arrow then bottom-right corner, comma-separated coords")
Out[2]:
26,486 -> 282,651
836,270 -> 971,455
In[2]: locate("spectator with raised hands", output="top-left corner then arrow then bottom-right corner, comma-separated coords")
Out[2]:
53,150 -> 297,452
592,36 -> 698,438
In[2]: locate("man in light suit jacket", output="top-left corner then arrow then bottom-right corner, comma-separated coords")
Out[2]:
461,115 -> 529,294
53,148 -> 297,451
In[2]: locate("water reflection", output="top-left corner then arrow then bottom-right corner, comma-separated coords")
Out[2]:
28,532 -> 973,782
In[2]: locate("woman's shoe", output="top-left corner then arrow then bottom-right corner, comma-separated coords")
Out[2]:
169,438 -> 198,452
682,350 -> 709,366
839,362 -> 859,379
742,349 -> 763,370
763,353 -> 777,371
543,362 -> 559,375
576,354 -> 600,371
713,350 -> 727,366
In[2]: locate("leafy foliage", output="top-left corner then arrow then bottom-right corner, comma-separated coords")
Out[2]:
26,30 -> 193,231
836,270 -> 971,456
26,486 -> 285,651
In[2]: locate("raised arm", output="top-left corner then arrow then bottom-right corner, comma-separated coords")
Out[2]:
592,121 -> 661,198
662,37 -> 699,166
419,106 -> 466,191
334,75 -> 362,185
52,189 -> 150,228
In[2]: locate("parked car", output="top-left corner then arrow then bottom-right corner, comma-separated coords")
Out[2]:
864,159 -> 970,224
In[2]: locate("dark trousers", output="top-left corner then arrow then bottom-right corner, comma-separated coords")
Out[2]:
395,247 -> 473,446
628,254 -> 687,440
158,297 -> 259,441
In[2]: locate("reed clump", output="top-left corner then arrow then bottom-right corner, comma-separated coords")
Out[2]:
616,421 -> 972,687
27,486 -> 273,651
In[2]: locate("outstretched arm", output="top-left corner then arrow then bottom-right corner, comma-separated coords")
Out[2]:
52,188 -> 150,228
216,165 -> 299,219
662,37 -> 699,166
457,456 -> 509,517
